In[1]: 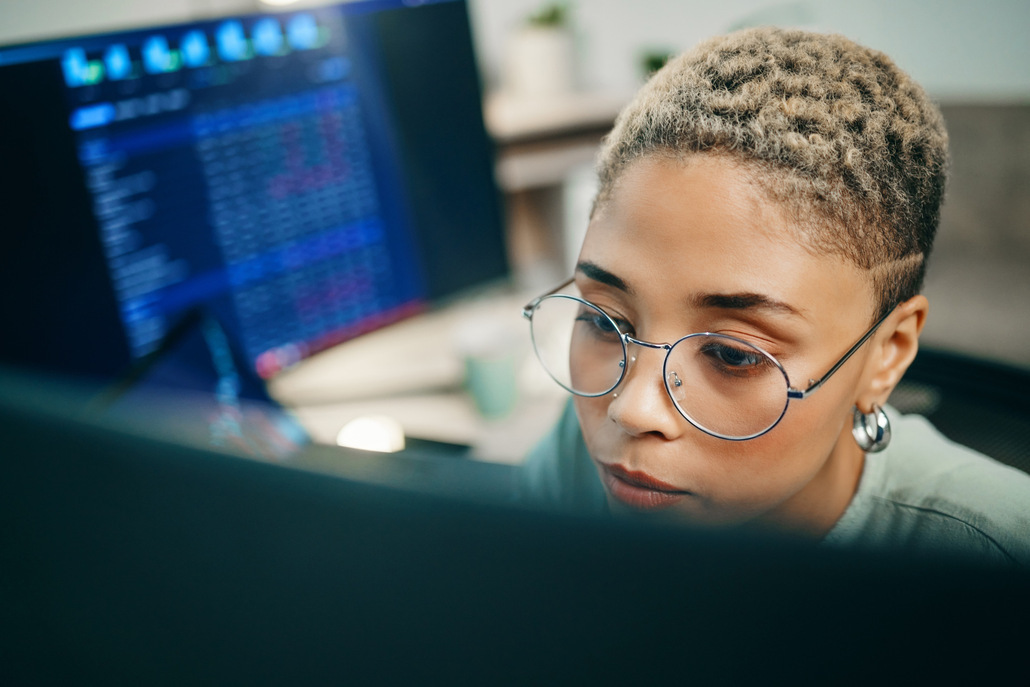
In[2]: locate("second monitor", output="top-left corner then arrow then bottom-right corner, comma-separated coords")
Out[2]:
0,0 -> 507,389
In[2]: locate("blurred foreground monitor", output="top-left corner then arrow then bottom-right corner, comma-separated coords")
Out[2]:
1,363 -> 1028,684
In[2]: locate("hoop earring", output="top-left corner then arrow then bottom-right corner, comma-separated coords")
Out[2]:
852,404 -> 891,453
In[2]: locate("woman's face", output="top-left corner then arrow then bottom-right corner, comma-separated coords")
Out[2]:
574,154 -> 880,535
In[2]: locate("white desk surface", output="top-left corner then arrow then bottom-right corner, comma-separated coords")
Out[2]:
483,90 -> 631,144
266,288 -> 568,464
485,89 -> 632,192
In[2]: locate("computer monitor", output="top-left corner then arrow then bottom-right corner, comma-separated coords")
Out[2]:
2,363 -> 1028,684
0,0 -> 507,392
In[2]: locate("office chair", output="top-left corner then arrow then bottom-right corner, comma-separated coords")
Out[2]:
890,347 -> 1030,474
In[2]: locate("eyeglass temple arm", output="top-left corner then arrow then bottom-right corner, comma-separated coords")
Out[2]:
787,308 -> 895,400
521,277 -> 576,319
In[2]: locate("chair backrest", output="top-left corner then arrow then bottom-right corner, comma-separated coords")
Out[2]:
890,347 -> 1030,474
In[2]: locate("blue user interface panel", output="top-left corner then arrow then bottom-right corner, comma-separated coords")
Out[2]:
0,0 -> 506,389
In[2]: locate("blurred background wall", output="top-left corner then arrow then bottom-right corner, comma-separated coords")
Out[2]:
5,1 -> 1029,101
469,0 -> 1030,101
2,0 -> 1027,367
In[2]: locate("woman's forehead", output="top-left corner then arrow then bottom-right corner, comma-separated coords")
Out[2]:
580,156 -> 873,319
592,155 -> 789,243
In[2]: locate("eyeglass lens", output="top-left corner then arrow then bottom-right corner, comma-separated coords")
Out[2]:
529,295 -> 791,439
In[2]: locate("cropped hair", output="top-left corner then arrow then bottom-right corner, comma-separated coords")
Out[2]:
594,27 -> 949,320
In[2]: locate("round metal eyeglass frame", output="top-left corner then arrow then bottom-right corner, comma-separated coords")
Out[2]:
522,277 -> 896,441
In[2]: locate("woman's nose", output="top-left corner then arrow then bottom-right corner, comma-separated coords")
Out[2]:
607,345 -> 686,440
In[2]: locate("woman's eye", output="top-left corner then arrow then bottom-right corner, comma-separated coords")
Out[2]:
610,317 -> 633,335
701,342 -> 770,376
575,308 -> 627,340
713,346 -> 759,367
578,313 -> 615,333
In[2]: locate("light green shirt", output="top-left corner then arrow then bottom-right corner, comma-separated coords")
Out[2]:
519,401 -> 1030,567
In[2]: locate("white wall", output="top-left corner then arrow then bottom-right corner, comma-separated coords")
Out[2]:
1,0 -> 1028,101
469,0 -> 1030,102
0,0 -> 254,45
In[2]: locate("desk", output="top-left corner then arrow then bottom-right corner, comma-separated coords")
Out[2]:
486,89 -> 630,191
266,287 -> 568,464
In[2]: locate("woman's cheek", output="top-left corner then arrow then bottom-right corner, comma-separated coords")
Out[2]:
573,396 -> 611,448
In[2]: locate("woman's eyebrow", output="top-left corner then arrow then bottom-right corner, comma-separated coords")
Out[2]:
576,261 -> 802,317
692,292 -> 804,317
576,261 -> 632,294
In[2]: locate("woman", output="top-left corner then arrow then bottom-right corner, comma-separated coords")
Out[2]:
520,27 -> 1030,566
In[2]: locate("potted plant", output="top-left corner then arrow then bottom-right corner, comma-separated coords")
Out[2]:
503,2 -> 576,98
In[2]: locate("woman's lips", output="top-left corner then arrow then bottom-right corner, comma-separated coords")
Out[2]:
599,463 -> 692,511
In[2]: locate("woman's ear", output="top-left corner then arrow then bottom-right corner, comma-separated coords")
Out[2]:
856,295 -> 929,411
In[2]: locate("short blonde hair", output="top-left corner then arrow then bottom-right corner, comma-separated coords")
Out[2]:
595,27 -> 949,319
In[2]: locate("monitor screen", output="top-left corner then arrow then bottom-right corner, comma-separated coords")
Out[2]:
0,0 -> 506,389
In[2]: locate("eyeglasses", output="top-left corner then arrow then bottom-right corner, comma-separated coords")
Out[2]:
522,278 -> 893,441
